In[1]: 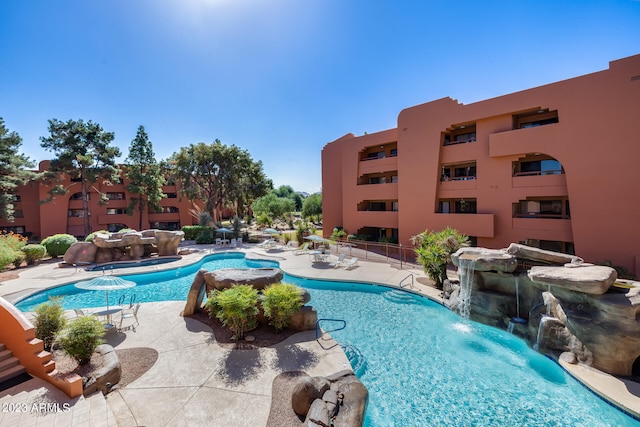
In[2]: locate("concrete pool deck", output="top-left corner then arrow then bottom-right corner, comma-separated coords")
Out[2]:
1,243 -> 639,425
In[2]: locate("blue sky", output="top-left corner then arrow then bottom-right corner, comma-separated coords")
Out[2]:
1,0 -> 639,194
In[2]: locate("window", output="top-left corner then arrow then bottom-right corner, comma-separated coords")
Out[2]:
150,221 -> 180,231
390,148 -> 398,157
514,109 -> 559,129
106,208 -> 126,215
443,124 -> 477,146
455,199 -> 477,214
441,162 -> 477,181
514,198 -> 569,219
160,206 -> 179,213
391,175 -> 398,183
392,201 -> 398,212
1,226 -> 25,234
369,202 -> 386,211
68,209 -> 85,217
438,199 -> 477,214
69,192 -> 89,200
438,201 -> 450,214
106,192 -> 125,200
165,192 -> 177,199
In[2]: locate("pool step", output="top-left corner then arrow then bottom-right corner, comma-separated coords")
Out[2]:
342,344 -> 367,377
383,289 -> 419,304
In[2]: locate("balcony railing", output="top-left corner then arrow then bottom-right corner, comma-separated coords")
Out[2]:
443,137 -> 476,146
441,176 -> 477,182
513,213 -> 569,219
513,170 -> 563,177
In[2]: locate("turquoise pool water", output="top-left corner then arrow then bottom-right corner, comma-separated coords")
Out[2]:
15,253 -> 640,426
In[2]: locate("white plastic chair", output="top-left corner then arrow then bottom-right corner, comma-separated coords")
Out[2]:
118,302 -> 141,332
230,238 -> 237,247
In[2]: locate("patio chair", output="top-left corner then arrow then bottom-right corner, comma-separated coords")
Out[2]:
257,239 -> 272,248
293,242 -> 309,255
237,237 -> 243,245
215,238 -> 222,246
230,238 -> 237,247
74,308 -> 92,317
118,302 -> 141,332
284,241 -> 296,250
332,253 -> 346,268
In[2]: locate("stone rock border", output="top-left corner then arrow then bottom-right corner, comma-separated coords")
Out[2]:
83,344 -> 121,396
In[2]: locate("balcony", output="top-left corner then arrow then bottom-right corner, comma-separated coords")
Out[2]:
358,156 -> 398,176
355,183 -> 398,200
430,213 -> 495,238
512,217 -> 573,241
351,210 -> 399,228
489,123 -> 560,157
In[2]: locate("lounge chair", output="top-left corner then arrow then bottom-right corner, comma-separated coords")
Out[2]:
74,308 -> 92,317
230,238 -> 237,247
257,239 -> 273,248
283,241 -> 296,250
332,254 -> 346,268
293,242 -> 309,255
118,302 -> 141,332
340,257 -> 359,270
215,238 -> 222,246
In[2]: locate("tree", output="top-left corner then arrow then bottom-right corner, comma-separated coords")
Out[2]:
412,227 -> 469,288
252,192 -> 295,221
301,192 -> 322,221
124,126 -> 166,230
168,141 -> 270,222
40,119 -> 121,237
0,118 -> 37,221
273,185 -> 303,211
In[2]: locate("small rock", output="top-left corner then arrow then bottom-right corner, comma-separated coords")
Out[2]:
245,335 -> 255,342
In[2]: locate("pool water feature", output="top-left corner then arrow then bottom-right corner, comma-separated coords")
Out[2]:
14,254 -> 640,426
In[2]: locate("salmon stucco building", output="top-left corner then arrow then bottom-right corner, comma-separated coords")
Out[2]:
321,54 -> 640,276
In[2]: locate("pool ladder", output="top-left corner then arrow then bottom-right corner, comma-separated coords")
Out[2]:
315,318 -> 346,350
399,273 -> 415,289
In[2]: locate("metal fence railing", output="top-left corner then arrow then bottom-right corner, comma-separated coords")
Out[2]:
328,237 -> 420,270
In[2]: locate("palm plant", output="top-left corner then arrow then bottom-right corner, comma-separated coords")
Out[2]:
412,227 -> 469,288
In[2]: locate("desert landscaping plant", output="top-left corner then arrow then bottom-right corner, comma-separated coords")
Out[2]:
412,227 -> 469,288
0,231 -> 27,269
58,316 -> 105,365
21,244 -> 46,265
205,285 -> 259,339
41,233 -> 78,257
261,283 -> 303,331
33,297 -> 67,351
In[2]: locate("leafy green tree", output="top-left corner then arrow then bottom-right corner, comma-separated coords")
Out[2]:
412,227 -> 469,288
301,192 -> 322,221
273,185 -> 303,211
168,141 -> 270,223
252,192 -> 295,221
124,126 -> 166,230
0,118 -> 37,221
40,119 -> 121,236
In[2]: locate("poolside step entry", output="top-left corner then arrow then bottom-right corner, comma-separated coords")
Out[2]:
342,344 -> 367,377
383,289 -> 420,305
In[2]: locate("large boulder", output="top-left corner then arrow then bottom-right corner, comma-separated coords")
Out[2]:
291,376 -> 329,417
289,306 -> 317,331
204,268 -> 283,292
155,230 -> 184,256
451,247 -> 517,273
505,243 -> 583,265
182,269 -> 208,316
528,265 -> 616,295
63,242 -> 98,265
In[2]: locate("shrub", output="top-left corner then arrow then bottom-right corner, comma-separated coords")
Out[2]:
257,213 -> 272,227
21,244 -> 47,265
0,246 -> 17,270
412,227 -> 469,288
33,297 -> 67,351
41,234 -> 77,257
231,216 -> 242,238
261,283 -> 303,331
182,225 -> 210,240
195,227 -> 215,244
85,230 -> 108,242
331,226 -> 347,241
205,285 -> 259,339
58,316 -> 105,365
12,251 -> 25,268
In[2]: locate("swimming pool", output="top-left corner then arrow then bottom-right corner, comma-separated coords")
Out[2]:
14,253 -> 640,426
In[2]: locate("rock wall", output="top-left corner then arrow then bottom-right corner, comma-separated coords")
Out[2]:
448,244 -> 640,376
63,229 -> 184,266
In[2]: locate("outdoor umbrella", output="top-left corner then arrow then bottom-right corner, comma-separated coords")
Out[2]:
216,227 -> 232,240
75,275 -> 136,312
304,234 -> 326,249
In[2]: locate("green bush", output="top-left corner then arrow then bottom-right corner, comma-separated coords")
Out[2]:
261,283 -> 303,331
0,246 -> 17,270
41,234 -> 78,257
33,297 -> 67,351
12,251 -> 25,268
21,244 -> 47,265
58,316 -> 105,365
412,227 -> 469,288
331,226 -> 347,240
182,225 -> 210,240
195,227 -> 215,244
85,230 -> 108,242
205,285 -> 259,339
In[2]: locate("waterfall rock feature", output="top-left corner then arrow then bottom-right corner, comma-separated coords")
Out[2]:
447,243 -> 640,376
